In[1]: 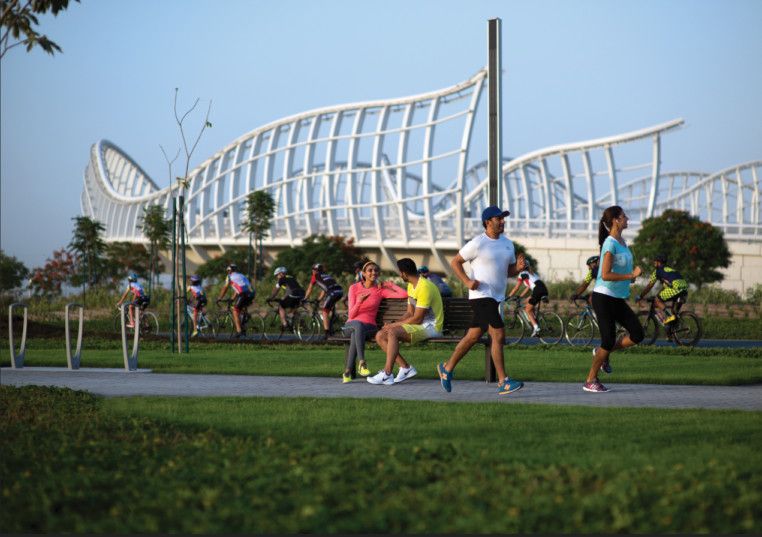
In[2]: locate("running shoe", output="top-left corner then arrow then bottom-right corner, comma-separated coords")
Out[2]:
367,370 -> 394,385
498,378 -> 524,395
600,359 -> 612,374
342,373 -> 352,384
191,330 -> 199,337
437,362 -> 453,393
394,365 -> 417,384
664,315 -> 676,324
358,363 -> 371,377
583,380 -> 609,393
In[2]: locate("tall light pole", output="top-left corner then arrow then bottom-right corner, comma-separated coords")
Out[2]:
487,17 -> 503,209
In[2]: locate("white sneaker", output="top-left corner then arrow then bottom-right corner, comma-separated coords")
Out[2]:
531,325 -> 541,337
367,370 -> 394,385
394,365 -> 418,384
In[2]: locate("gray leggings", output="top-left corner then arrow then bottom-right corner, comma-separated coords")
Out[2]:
343,320 -> 378,371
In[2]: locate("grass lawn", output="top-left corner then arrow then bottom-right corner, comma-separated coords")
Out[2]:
7,337 -> 762,385
1,385 -> 760,533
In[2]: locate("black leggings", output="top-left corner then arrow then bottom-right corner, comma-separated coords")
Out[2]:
592,292 -> 644,351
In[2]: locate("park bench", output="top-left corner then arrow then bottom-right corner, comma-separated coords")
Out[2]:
330,297 -> 499,382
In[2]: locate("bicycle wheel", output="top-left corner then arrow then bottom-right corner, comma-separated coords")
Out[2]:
669,312 -> 702,347
139,311 -> 160,336
212,312 -> 235,339
113,310 -> 127,333
330,311 -> 348,335
565,312 -> 595,346
537,311 -> 564,345
637,311 -> 659,345
503,312 -> 525,345
257,312 -> 281,341
196,312 -> 217,339
295,313 -> 321,342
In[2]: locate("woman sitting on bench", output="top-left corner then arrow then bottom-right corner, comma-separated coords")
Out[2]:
341,261 -> 407,383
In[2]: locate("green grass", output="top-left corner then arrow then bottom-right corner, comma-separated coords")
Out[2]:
6,338 -> 762,385
2,385 -> 760,533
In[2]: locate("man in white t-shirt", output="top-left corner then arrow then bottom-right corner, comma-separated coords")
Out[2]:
436,205 -> 526,396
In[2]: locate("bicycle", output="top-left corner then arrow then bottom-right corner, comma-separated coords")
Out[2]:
564,295 -> 629,346
503,296 -> 565,345
113,303 -> 159,336
213,298 -> 252,339
260,299 -> 319,342
185,303 -> 216,339
638,295 -> 702,347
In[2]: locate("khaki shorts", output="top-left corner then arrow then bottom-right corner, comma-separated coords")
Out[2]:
401,323 -> 442,345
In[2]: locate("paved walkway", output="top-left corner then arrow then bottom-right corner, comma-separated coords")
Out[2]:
2,367 -> 760,411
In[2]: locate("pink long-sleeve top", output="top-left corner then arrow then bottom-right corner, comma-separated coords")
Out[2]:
347,280 -> 408,326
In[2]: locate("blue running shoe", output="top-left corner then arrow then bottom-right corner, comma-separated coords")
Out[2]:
498,378 -> 524,395
437,362 -> 453,393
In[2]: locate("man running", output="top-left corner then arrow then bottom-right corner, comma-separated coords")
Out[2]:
437,205 -> 525,396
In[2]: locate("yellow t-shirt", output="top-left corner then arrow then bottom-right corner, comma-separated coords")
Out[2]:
407,277 -> 444,333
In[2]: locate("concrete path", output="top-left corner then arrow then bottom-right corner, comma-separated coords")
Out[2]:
2,367 -> 760,411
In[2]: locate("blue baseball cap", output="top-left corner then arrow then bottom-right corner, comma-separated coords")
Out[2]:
481,205 -> 510,221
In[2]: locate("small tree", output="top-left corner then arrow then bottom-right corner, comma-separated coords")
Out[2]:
0,0 -> 80,59
632,209 -> 731,288
69,216 -> 107,302
0,250 -> 29,291
103,242 -> 151,286
29,248 -> 75,296
273,235 -> 365,278
242,190 -> 275,281
139,204 -> 171,290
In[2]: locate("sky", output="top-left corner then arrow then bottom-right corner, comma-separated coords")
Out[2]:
2,0 -> 761,270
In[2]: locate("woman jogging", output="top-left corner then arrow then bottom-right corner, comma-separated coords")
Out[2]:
586,205 -> 644,393
341,261 -> 407,383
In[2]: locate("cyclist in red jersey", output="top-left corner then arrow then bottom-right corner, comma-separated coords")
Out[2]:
116,273 -> 150,328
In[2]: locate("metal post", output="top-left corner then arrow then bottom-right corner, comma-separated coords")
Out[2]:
487,18 -> 503,208
65,303 -> 84,370
170,202 -> 177,352
8,303 -> 27,369
179,194 -> 189,353
120,304 -> 140,371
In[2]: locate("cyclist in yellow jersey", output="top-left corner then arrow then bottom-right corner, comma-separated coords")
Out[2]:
636,254 -> 689,324
571,255 -> 600,305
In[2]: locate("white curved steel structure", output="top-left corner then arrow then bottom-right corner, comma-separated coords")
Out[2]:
82,68 -> 762,272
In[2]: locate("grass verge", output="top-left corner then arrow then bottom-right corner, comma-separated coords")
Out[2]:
1,385 -> 760,533
5,339 -> 762,385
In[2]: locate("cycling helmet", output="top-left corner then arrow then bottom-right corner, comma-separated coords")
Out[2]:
227,263 -> 238,272
586,255 -> 600,266
274,266 -> 287,276
190,275 -> 201,284
654,253 -> 667,263
312,263 -> 323,272
127,273 -> 138,282
418,265 -> 430,274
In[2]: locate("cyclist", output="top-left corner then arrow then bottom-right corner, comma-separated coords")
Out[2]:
268,266 -> 306,330
571,255 -> 600,304
507,262 -> 548,337
186,275 -> 207,337
418,265 -> 453,298
636,254 -> 689,324
116,273 -> 150,329
304,263 -> 344,336
217,263 -> 254,338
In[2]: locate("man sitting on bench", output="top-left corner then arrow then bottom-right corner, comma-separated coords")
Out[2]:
367,258 -> 443,386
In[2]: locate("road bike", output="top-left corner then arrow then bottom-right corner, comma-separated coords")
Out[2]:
503,296 -> 565,345
638,295 -> 702,347
113,303 -> 160,336
213,298 -> 252,339
185,303 -> 216,339
306,298 -> 348,339
260,299 -> 319,342
564,295 -> 628,346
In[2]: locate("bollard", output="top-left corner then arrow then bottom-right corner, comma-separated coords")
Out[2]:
8,303 -> 28,369
120,304 -> 140,372
65,303 -> 84,370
